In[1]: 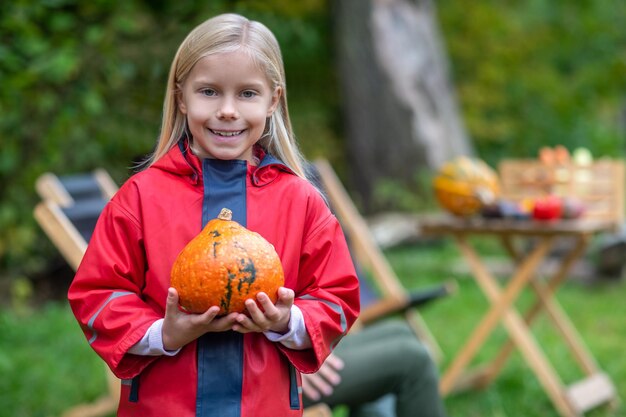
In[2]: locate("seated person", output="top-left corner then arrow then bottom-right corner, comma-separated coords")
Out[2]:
302,320 -> 447,417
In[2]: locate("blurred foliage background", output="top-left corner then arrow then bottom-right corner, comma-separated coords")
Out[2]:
440,0 -> 626,162
0,0 -> 625,296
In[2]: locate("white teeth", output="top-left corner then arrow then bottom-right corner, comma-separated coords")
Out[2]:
211,129 -> 243,137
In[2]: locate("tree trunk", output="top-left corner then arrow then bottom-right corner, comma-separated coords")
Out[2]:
334,0 -> 473,212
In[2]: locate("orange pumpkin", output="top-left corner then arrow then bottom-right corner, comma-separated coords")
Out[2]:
170,208 -> 284,314
433,156 -> 500,217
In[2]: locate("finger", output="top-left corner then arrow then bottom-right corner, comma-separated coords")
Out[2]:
255,291 -> 275,311
165,288 -> 180,318
231,323 -> 253,334
301,375 -> 321,401
317,362 -> 342,385
233,312 -> 262,333
324,353 -> 345,372
277,287 -> 294,307
255,292 -> 282,322
306,372 -> 335,397
209,312 -> 238,331
192,306 -> 221,325
235,314 -> 262,332
244,298 -> 269,327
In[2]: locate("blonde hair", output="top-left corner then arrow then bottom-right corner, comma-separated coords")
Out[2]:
146,13 -> 306,178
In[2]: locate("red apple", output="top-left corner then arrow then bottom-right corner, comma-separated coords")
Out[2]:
532,195 -> 563,221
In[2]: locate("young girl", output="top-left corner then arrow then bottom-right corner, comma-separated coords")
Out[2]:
68,13 -> 360,417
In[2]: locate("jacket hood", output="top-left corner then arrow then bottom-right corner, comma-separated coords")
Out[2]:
150,138 -> 295,187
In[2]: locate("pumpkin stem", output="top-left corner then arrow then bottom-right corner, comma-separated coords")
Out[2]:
218,208 -> 233,221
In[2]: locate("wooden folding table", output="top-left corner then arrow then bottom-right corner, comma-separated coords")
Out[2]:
420,215 -> 619,417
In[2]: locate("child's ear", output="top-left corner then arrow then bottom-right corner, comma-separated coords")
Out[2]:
267,86 -> 282,117
176,83 -> 187,114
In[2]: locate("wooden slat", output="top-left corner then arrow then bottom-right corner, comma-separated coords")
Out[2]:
314,159 -> 406,297
314,158 -> 443,361
34,197 -> 120,417
36,170 -> 120,206
302,403 -> 333,417
447,364 -> 493,393
94,168 -> 119,200
36,173 -> 74,206
34,201 -> 87,271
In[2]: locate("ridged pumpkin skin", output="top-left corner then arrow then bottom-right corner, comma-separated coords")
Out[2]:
170,208 -> 284,314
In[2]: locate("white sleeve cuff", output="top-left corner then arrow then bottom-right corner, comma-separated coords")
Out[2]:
127,319 -> 181,356
263,304 -> 312,350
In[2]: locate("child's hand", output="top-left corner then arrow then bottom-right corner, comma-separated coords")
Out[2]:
301,353 -> 344,401
162,287 -> 238,351
231,287 -> 294,334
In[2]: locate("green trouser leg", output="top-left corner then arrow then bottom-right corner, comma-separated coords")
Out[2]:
303,320 -> 447,417
349,394 -> 395,417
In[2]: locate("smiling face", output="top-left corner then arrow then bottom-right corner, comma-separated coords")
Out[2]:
177,49 -> 281,163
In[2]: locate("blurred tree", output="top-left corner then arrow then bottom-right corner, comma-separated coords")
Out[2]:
334,0 -> 473,212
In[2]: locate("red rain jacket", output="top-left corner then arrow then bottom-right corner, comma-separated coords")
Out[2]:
68,142 -> 360,417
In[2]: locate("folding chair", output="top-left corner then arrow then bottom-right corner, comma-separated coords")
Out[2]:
35,169 -> 118,207
34,169 -> 334,417
34,171 -> 119,417
312,159 -> 454,362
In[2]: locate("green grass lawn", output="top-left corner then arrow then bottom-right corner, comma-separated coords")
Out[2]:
0,237 -> 624,417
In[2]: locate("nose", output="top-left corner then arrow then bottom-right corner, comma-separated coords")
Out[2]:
216,97 -> 238,120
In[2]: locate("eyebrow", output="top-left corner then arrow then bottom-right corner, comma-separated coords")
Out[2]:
190,79 -> 267,90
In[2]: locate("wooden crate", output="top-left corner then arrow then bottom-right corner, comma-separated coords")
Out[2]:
498,159 -> 625,227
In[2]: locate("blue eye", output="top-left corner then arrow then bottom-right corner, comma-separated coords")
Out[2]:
201,89 -> 217,97
241,90 -> 257,98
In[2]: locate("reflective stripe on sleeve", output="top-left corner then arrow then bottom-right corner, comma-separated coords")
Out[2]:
87,291 -> 134,344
